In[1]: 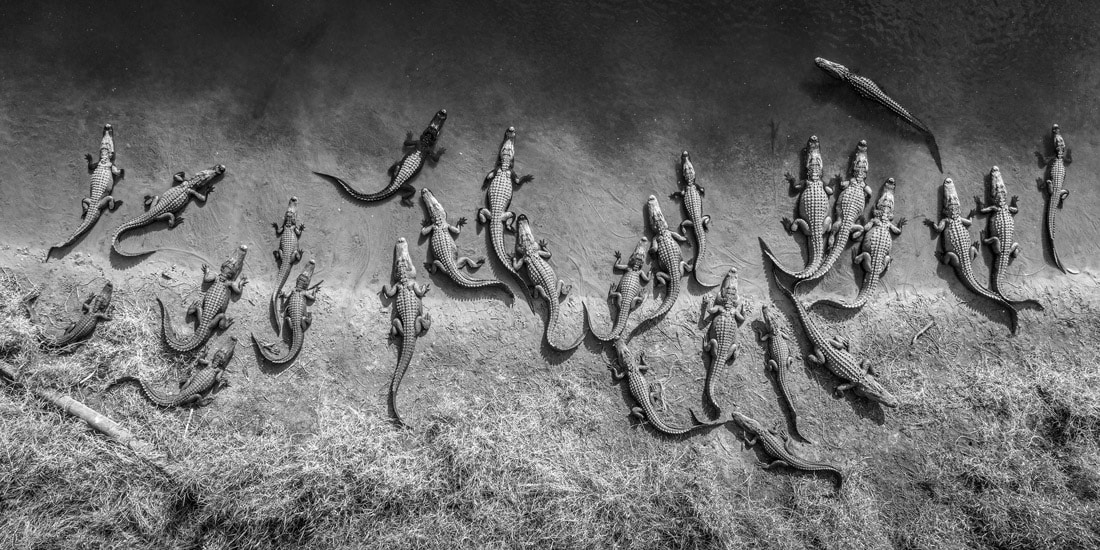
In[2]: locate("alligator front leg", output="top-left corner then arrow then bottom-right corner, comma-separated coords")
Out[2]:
403,131 -> 418,148
1008,196 -> 1019,214
448,217 -> 466,237
414,283 -> 431,298
807,347 -> 826,364
670,231 -> 688,243
1008,241 -> 1020,259
399,184 -> 417,207
516,174 -> 534,187
144,195 -> 159,209
230,277 -> 248,294
381,283 -> 398,298
186,189 -> 208,203
112,164 -> 124,179
834,382 -> 857,397
295,223 -> 305,238
97,196 -> 122,212
612,251 -> 629,272
429,146 -> 446,163
85,153 -> 97,172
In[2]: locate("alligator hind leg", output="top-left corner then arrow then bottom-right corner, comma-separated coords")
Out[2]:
1058,189 -> 1069,208
416,312 -> 431,335
144,195 -> 158,209
399,184 -> 417,207
787,218 -> 810,236
100,196 -> 122,211
456,256 -> 485,271
156,213 -> 183,227
81,197 -> 91,216
390,318 -> 404,338
1009,242 -> 1020,259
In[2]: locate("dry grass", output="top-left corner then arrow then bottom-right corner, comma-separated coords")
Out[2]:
2,271 -> 1100,549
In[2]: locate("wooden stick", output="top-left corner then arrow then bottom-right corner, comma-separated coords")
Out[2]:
911,320 -> 934,346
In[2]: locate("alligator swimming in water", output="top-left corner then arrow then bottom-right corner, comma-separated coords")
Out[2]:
254,260 -> 320,365
111,164 -> 227,257
628,195 -> 690,340
730,410 -> 843,491
315,109 -> 447,206
670,151 -> 720,287
814,178 -> 905,311
382,237 -> 431,427
583,238 -> 650,342
270,196 -> 305,332
611,339 -> 714,436
815,57 -> 942,172
756,303 -> 814,443
512,215 -> 585,351
111,336 -> 236,408
46,124 -> 124,261
159,245 -> 248,352
764,136 -> 833,280
477,126 -> 534,295
925,178 -> 1024,334
25,282 -> 113,349
1044,124 -> 1078,274
699,268 -> 746,418
975,166 -> 1044,310
420,188 -> 514,301
805,140 -> 872,281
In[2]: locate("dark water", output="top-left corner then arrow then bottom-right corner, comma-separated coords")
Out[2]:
1,0 -> 1097,298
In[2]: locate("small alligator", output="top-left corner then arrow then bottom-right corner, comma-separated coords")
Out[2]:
976,166 -> 1044,310
477,126 -> 534,292
766,136 -> 833,280
925,178 -> 1025,334
46,124 -> 124,260
25,282 -> 113,348
770,266 -> 899,407
611,339 -> 714,436
111,164 -> 227,257
628,195 -> 691,340
730,410 -> 843,490
382,237 -> 431,427
315,109 -> 447,206
111,336 -> 236,408
270,196 -> 305,331
670,151 -> 720,287
583,238 -> 651,341
512,215 -> 584,351
815,57 -> 942,172
699,268 -> 746,418
814,178 -> 905,311
159,245 -> 248,352
254,260 -> 320,364
420,188 -> 514,300
756,303 -> 814,443
1044,124 -> 1078,274
805,140 -> 872,281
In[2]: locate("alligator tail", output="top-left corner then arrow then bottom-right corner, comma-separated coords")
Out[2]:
157,297 -> 205,352
806,226 -> 853,281
45,210 -> 103,262
252,324 -> 303,365
760,237 -> 818,280
270,262 -> 294,329
584,299 -> 625,342
691,231 -> 722,287
490,220 -> 533,309
111,217 -> 156,257
390,333 -> 417,427
111,376 -> 178,407
314,171 -> 399,202
812,272 -> 875,311
627,276 -> 680,341
545,294 -> 584,351
703,356 -> 724,418
1047,199 -> 1079,275
452,272 -> 516,301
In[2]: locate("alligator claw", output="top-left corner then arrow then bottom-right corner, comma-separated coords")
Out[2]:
457,217 -> 467,227
613,250 -> 622,261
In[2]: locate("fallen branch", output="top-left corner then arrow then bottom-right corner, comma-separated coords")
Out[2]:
911,320 -> 934,346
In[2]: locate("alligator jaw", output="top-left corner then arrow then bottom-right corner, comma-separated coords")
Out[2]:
99,124 -> 115,160
296,259 -> 316,289
222,244 -> 248,278
429,109 -> 448,132
420,188 -> 444,220
680,151 -> 695,185
394,237 -> 415,278
814,57 -> 850,80
646,195 -> 667,230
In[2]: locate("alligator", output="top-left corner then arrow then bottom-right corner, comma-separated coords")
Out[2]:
769,265 -> 899,407
730,410 -> 843,490
583,238 -> 651,341
158,245 -> 248,352
45,124 -> 124,261
764,135 -> 833,280
111,164 -> 227,257
477,126 -> 534,293
111,336 -> 236,408
611,339 -> 714,436
756,303 -> 815,443
627,195 -> 691,340
814,178 -> 905,311
815,57 -> 942,172
670,151 -> 720,287
254,260 -> 320,364
270,196 -> 305,331
25,282 -> 113,348
699,268 -> 746,418
420,188 -> 514,300
512,215 -> 585,351
925,178 -> 1026,334
315,109 -> 447,206
976,166 -> 1045,309
805,140 -> 872,281
382,238 -> 431,427
1045,124 -> 1079,274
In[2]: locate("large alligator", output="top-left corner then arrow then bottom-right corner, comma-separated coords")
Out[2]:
805,140 -> 872,281
699,268 -> 746,418
111,164 -> 227,257
315,109 -> 447,207
925,178 -> 1025,334
765,136 -> 833,280
512,215 -> 585,351
420,188 -> 514,300
583,238 -> 651,341
1044,124 -> 1079,274
270,196 -> 305,332
670,151 -> 720,287
110,336 -> 236,408
730,411 -> 843,491
814,178 -> 905,311
756,303 -> 814,443
477,126 -> 534,294
814,57 -> 942,172
46,124 -> 124,261
611,339 -> 714,436
254,260 -> 320,365
382,237 -> 431,427
159,245 -> 248,352
628,195 -> 691,340
975,166 -> 1044,310
770,266 -> 899,408
24,282 -> 113,348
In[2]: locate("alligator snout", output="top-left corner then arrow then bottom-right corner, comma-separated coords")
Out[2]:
214,164 -> 227,174
103,123 -> 113,135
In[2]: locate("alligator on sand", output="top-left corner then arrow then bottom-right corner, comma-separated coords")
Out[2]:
45,124 -> 124,261
111,164 -> 227,257
159,245 -> 248,353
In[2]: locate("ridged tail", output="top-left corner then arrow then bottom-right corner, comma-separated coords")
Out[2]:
806,224 -> 854,281
691,230 -> 722,287
270,262 -> 294,322
544,294 -> 584,351
157,297 -> 206,352
315,171 -> 399,202
111,376 -> 178,407
956,271 -> 1022,334
46,210 -> 102,261
451,271 -> 515,300
1047,198 -> 1079,275
813,271 -> 876,311
390,333 -> 417,427
111,217 -> 156,257
628,276 -> 680,340
761,237 -> 822,280
252,324 -> 303,365
584,299 -> 628,342
704,355 -> 724,417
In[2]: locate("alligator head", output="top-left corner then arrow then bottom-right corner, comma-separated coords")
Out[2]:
612,339 -> 641,374
730,410 -> 764,436
498,126 -> 517,170
646,195 -> 670,232
1052,124 -> 1065,158
627,237 -> 649,270
219,244 -> 248,280
420,188 -> 446,224
514,214 -> 538,257
189,164 -> 228,188
814,57 -> 851,81
989,166 -> 1007,205
805,135 -> 823,181
760,303 -> 783,332
680,151 -> 696,187
393,237 -> 416,281
282,196 -> 299,227
941,178 -> 961,218
854,376 -> 899,408
94,281 -> 114,311
872,178 -> 896,218
98,124 -> 116,164
209,335 -> 238,369
851,139 -> 869,181
419,109 -> 448,148
295,259 -> 316,290
717,267 -> 739,305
